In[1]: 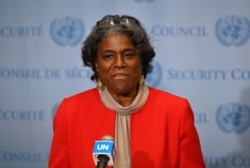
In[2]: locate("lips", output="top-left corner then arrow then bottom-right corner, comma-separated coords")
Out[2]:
112,73 -> 128,78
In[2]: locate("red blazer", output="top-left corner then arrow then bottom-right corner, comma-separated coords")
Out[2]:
49,87 -> 205,168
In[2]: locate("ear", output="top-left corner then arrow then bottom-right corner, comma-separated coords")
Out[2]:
95,62 -> 99,73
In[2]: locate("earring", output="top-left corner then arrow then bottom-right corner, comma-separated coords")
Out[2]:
139,75 -> 145,86
96,78 -> 104,90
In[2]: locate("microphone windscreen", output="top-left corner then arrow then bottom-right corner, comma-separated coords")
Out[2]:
92,135 -> 115,166
101,135 -> 114,141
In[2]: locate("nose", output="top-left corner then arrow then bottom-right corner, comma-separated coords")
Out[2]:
113,55 -> 125,68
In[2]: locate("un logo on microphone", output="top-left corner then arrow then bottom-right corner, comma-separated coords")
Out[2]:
215,15 -> 250,47
50,16 -> 84,46
216,103 -> 250,134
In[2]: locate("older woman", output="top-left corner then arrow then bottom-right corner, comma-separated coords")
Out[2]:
49,15 -> 205,168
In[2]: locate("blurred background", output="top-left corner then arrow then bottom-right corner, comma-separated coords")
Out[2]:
0,0 -> 250,167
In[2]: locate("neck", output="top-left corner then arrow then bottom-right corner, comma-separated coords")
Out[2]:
108,88 -> 138,107
114,94 -> 136,107
99,85 -> 149,115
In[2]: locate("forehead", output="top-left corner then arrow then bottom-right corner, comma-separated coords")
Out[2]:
98,35 -> 135,51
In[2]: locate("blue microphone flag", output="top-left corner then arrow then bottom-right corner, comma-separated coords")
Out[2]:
93,140 -> 115,166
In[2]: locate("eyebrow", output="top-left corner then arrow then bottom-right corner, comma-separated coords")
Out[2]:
102,48 -> 137,53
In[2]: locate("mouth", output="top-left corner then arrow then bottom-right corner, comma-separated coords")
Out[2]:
112,73 -> 128,79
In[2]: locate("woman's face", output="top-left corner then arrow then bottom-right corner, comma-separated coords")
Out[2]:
95,34 -> 142,98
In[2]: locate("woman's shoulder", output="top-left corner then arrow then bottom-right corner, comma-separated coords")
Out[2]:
65,88 -> 99,101
147,87 -> 192,116
149,87 -> 186,102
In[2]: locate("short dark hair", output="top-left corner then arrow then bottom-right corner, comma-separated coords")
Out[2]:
81,14 -> 155,81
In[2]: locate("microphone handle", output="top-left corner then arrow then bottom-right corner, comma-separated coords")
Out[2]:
97,155 -> 109,168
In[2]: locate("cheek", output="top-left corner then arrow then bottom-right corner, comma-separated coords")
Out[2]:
133,62 -> 143,74
95,63 -> 111,77
95,61 -> 105,73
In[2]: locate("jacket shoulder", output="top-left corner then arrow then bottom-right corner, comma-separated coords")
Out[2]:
66,88 -> 98,101
149,87 -> 187,102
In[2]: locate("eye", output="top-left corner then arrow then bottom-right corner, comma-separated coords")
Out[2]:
103,54 -> 113,60
124,51 -> 135,58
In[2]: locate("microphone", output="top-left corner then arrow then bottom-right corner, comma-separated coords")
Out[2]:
93,135 -> 115,168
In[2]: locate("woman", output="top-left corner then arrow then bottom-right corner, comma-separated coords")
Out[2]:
49,15 -> 205,168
